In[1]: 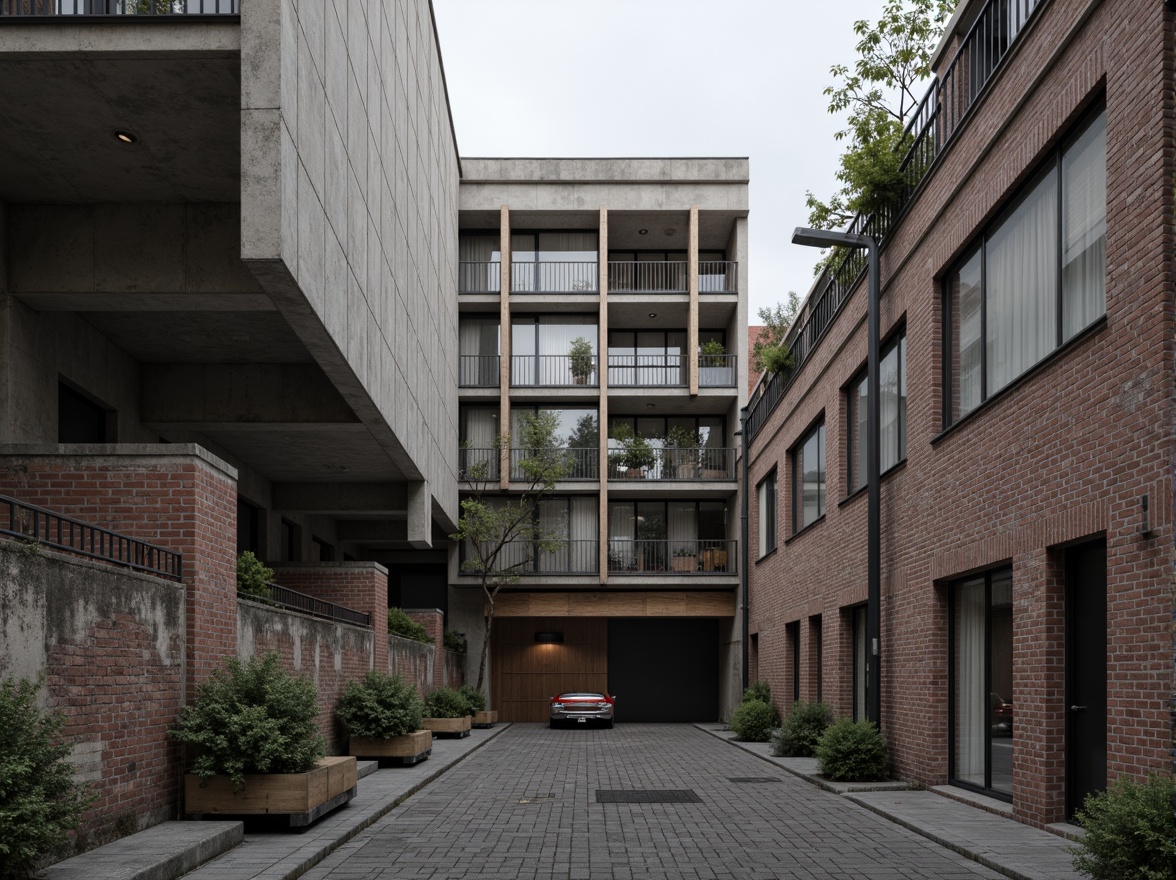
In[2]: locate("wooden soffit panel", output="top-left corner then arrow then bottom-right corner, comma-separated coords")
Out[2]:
490,591 -> 735,618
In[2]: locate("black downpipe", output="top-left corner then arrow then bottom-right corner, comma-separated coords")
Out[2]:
739,408 -> 750,694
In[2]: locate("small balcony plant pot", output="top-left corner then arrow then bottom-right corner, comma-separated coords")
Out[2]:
184,756 -> 357,827
472,710 -> 498,728
348,729 -> 432,765
671,554 -> 698,573
700,549 -> 729,571
422,715 -> 472,737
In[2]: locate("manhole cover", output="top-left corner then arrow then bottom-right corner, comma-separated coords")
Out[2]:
595,789 -> 702,803
727,777 -> 782,783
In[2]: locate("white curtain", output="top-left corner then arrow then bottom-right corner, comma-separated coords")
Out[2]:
879,342 -> 901,471
607,502 -> 635,569
462,409 -> 499,479
1062,113 -> 1107,340
986,172 -> 1057,394
953,252 -> 984,419
955,579 -> 986,787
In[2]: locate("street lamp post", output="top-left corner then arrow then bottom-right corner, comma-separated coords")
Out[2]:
790,227 -> 881,727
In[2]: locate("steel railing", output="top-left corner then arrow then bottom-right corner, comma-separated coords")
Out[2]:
607,261 -> 687,293
242,581 -> 371,627
461,539 -> 599,575
607,446 -> 734,481
510,447 -> 597,481
457,261 -> 501,294
459,447 -> 499,481
510,261 -> 598,294
607,354 -> 686,388
699,261 -> 738,293
698,354 -> 737,387
607,539 -> 736,574
458,354 -> 501,387
511,354 -> 597,387
747,0 -> 1046,442
0,493 -> 182,580
1,0 -> 238,15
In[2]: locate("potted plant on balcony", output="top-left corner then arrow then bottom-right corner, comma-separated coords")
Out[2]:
569,336 -> 594,385
609,424 -> 656,479
170,653 -> 356,827
336,671 -> 431,765
699,339 -> 731,386
671,546 -> 699,572
422,686 -> 472,737
664,425 -> 701,479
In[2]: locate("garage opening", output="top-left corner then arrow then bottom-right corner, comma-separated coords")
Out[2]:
607,618 -> 719,722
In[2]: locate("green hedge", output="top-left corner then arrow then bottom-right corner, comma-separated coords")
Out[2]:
423,687 -> 467,719
814,718 -> 888,781
729,699 -> 776,742
1070,774 -> 1176,880
388,608 -> 433,644
771,700 -> 833,757
336,672 -> 423,739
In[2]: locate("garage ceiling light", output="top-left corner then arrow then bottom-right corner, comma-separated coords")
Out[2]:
114,130 -> 138,145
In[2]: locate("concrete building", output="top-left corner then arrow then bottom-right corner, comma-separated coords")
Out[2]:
745,0 -> 1173,829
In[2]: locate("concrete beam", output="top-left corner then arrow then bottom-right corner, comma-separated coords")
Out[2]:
17,293 -> 274,312
335,520 -> 409,543
406,481 -> 431,549
272,482 -> 408,515
141,364 -> 357,425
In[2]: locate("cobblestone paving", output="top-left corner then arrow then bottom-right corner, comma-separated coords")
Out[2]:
302,724 -> 1003,880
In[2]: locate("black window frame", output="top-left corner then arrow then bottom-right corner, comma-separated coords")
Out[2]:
756,468 -> 778,558
847,327 -> 907,494
791,418 -> 826,534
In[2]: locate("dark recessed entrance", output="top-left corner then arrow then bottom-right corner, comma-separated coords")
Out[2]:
607,617 -> 719,722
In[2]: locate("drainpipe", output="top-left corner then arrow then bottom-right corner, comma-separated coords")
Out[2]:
738,409 -> 750,694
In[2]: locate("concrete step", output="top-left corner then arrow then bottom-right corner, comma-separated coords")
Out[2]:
42,821 -> 243,880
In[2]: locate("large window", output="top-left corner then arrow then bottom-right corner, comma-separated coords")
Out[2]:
950,568 -> 1013,798
848,331 -> 907,492
607,500 -> 729,573
792,420 -> 826,533
511,315 -> 597,386
511,406 -> 598,480
458,233 -> 501,293
945,108 -> 1106,424
608,330 -> 687,387
460,496 -> 598,575
757,470 -> 777,557
511,231 -> 598,293
458,316 -> 500,387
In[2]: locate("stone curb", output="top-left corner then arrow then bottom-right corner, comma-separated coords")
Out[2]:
42,822 -> 244,880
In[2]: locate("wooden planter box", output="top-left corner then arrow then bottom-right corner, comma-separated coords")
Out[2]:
422,715 -> 472,737
472,710 -> 497,728
185,756 -> 357,827
348,729 -> 432,765
700,549 -> 729,571
671,556 -> 698,572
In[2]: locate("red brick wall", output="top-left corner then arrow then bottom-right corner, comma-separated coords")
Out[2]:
406,609 -> 444,689
747,0 -> 1174,828
389,634 -> 434,697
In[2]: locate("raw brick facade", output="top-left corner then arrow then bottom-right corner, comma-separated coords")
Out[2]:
746,0 -> 1174,829
407,609 -> 445,689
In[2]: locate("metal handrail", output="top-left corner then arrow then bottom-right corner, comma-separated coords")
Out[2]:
699,261 -> 738,293
458,261 -> 501,294
510,354 -> 598,387
698,354 -> 737,387
458,354 -> 501,387
607,354 -> 686,388
242,581 -> 371,628
510,261 -> 598,294
607,446 -> 735,481
510,447 -> 598,481
607,261 -> 688,293
1,0 -> 238,15
460,539 -> 599,575
0,493 -> 182,580
607,538 -> 737,574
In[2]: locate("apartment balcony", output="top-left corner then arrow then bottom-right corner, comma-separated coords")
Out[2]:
511,262 -> 598,294
0,1 -> 238,14
458,447 -> 499,481
606,260 -> 738,294
458,355 -> 501,388
608,355 -> 686,388
459,447 -> 600,482
458,261 -> 501,294
607,539 -> 737,575
608,447 -> 735,482
460,540 -> 599,576
698,354 -> 737,388
511,355 -> 598,388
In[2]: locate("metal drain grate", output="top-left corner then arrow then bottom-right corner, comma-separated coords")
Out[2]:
727,777 -> 782,783
596,789 -> 702,804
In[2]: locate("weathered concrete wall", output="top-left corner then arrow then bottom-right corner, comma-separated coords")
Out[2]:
237,598 -> 374,754
240,0 -> 460,533
388,633 -> 433,696
443,649 -> 464,690
0,541 -> 184,852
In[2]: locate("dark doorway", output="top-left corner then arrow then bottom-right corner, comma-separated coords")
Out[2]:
607,618 -> 718,721
1066,540 -> 1107,819
58,382 -> 108,443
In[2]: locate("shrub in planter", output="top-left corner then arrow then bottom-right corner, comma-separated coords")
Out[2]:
815,718 -> 889,782
336,672 -> 423,740
0,677 -> 94,880
443,630 -> 467,653
388,608 -> 433,644
423,687 -> 467,719
169,653 -> 324,792
1070,774 -> 1176,880
457,685 -> 487,716
771,700 -> 833,757
729,699 -> 775,743
236,551 -> 273,601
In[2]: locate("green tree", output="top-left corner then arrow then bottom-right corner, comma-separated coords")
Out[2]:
752,292 -> 801,375
805,0 -> 955,232
452,411 -> 571,691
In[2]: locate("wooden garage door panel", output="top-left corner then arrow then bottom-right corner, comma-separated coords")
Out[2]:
490,618 -> 608,722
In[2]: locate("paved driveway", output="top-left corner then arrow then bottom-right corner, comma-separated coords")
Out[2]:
303,724 -> 1003,880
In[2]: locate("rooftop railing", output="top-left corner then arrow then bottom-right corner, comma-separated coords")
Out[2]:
0,494 -> 182,580
1,0 -> 238,16
243,581 -> 371,628
747,0 -> 1046,442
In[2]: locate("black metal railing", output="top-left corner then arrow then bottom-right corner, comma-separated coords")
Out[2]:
458,354 -> 500,387
510,447 -> 597,481
457,261 -> 501,294
698,354 -> 737,387
459,447 -> 499,481
699,261 -> 738,293
607,447 -> 734,481
461,539 -> 599,575
1,0 -> 238,15
607,539 -> 736,574
747,0 -> 1046,442
244,581 -> 371,627
510,261 -> 598,294
608,261 -> 687,293
0,494 -> 182,580
511,354 -> 597,387
608,354 -> 686,387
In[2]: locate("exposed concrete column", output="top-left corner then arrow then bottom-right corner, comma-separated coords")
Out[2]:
407,480 -> 431,549
499,206 -> 512,490
0,200 -> 9,445
688,206 -> 700,396
598,207 -> 609,584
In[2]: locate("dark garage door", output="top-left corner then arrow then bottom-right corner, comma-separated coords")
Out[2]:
607,618 -> 719,722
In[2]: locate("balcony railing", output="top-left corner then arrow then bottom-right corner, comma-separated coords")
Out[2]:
458,354 -> 500,388
511,354 -> 597,387
461,540 -> 599,575
746,0 -> 1047,443
608,354 -> 686,388
699,261 -> 738,293
698,354 -> 737,387
459,447 -> 499,481
607,539 -> 736,574
510,261 -> 598,294
511,447 -> 598,481
244,581 -> 371,628
608,261 -> 687,294
608,447 -> 735,481
458,261 -> 501,294
1,0 -> 238,14
0,494 -> 182,580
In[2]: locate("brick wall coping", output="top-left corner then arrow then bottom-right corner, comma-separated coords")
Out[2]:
0,536 -> 186,589
0,444 -> 238,482
269,561 -> 390,575
402,607 -> 443,615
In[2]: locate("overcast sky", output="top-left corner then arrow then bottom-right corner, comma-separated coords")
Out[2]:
431,0 -> 893,320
